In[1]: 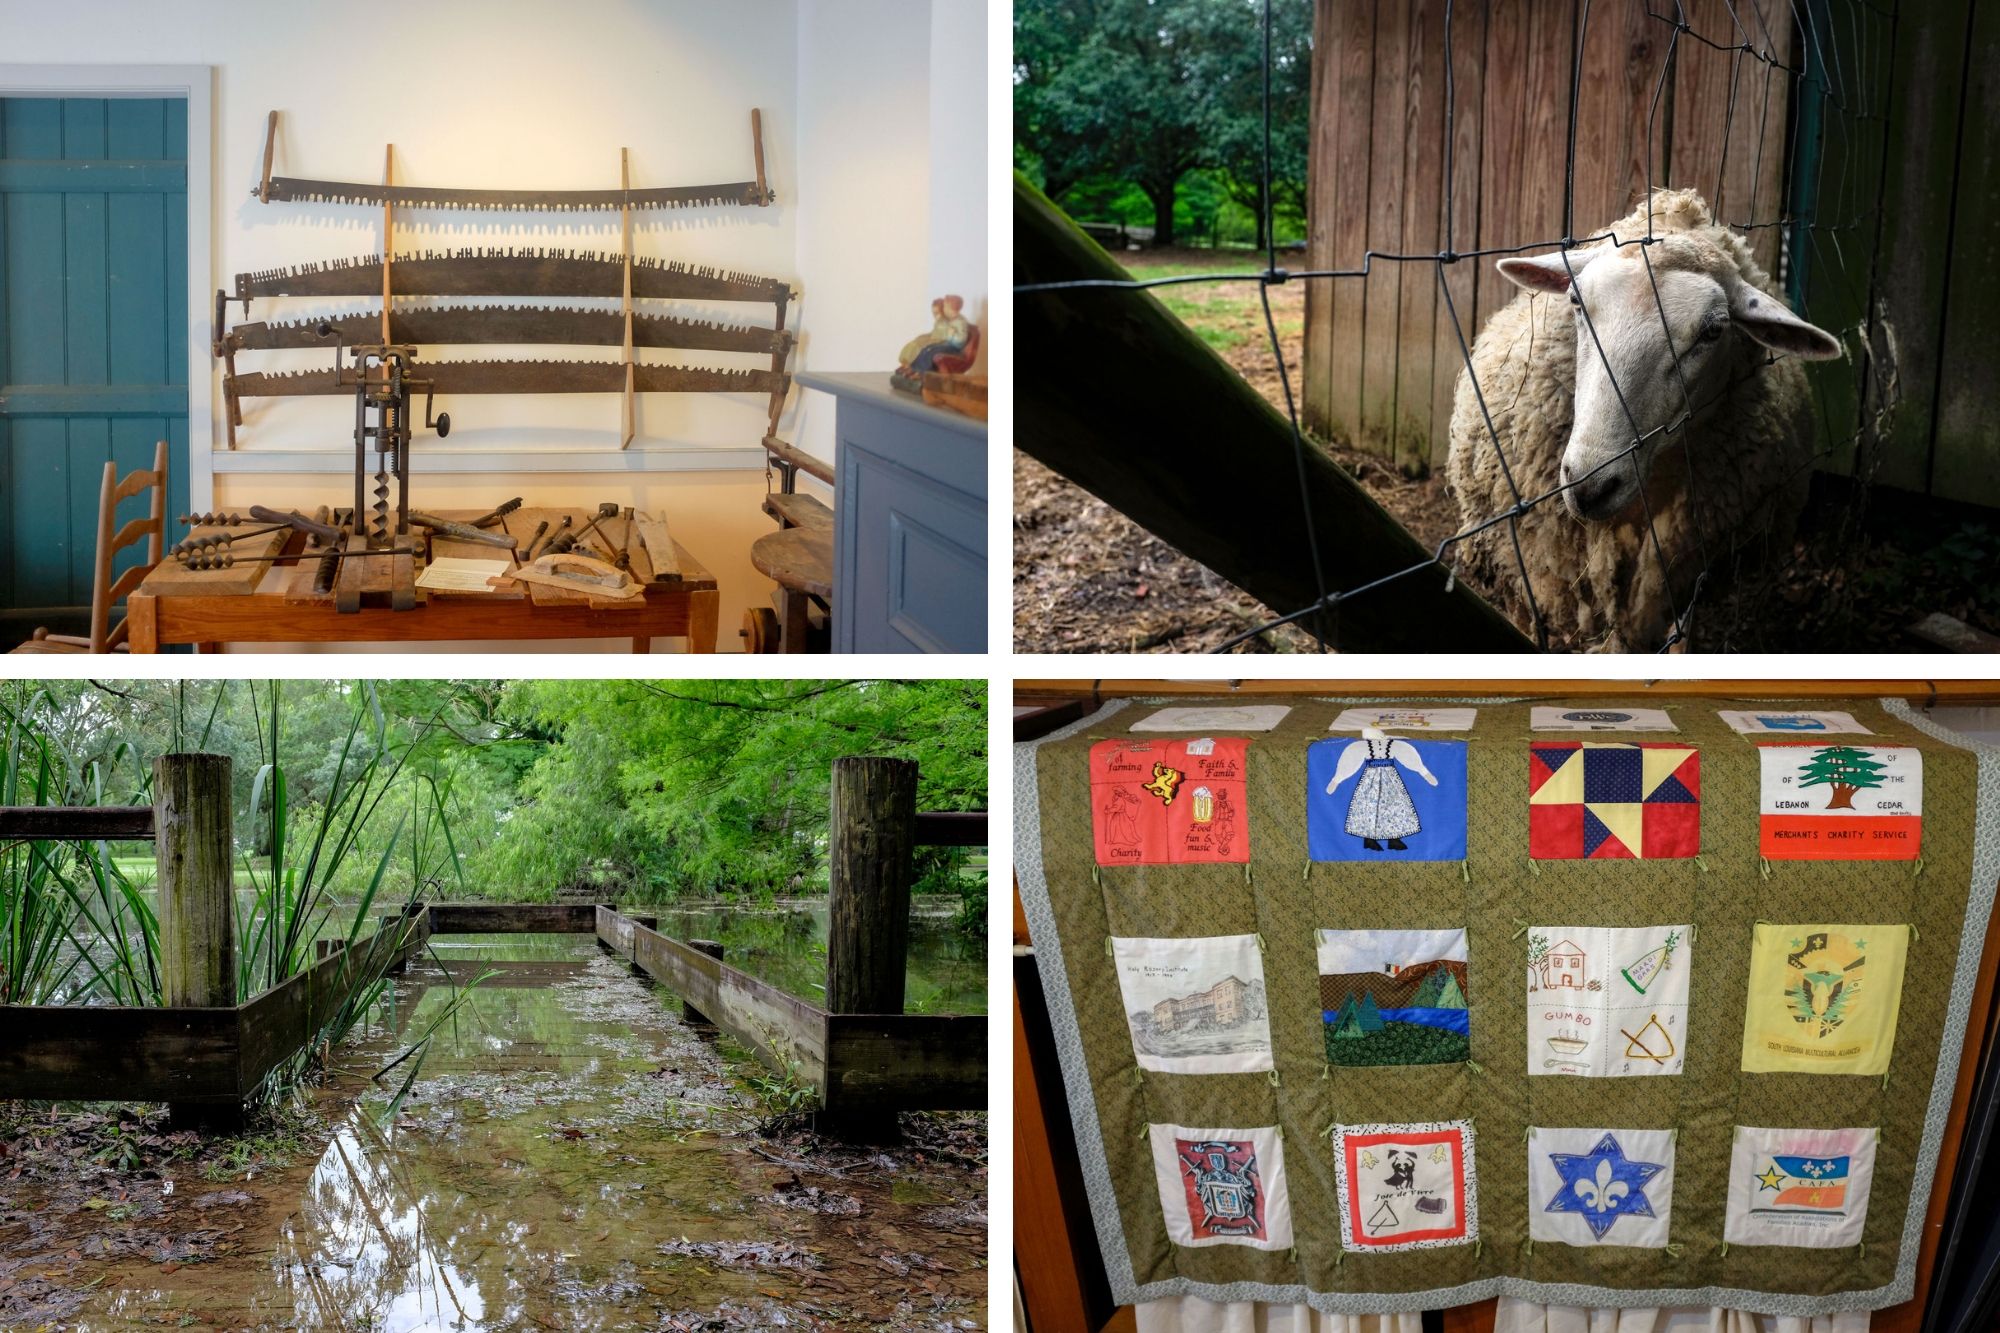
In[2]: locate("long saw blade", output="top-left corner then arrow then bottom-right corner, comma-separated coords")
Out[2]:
261,176 -> 774,211
227,360 -> 789,398
224,307 -> 793,357
234,249 -> 791,305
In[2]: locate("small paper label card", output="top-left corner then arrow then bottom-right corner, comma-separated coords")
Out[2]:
1149,1123 -> 1293,1250
1113,934 -> 1273,1075
1529,1128 -> 1676,1249
1526,925 -> 1692,1077
1528,743 -> 1700,859
1530,706 -> 1677,732
1130,704 -> 1293,733
1718,709 -> 1873,735
1090,737 -> 1249,866
1758,743 -> 1923,860
1332,1120 -> 1477,1252
1329,707 -> 1478,732
1740,924 -> 1910,1075
1307,737 -> 1467,862
1724,1125 -> 1877,1249
1319,928 -> 1470,1066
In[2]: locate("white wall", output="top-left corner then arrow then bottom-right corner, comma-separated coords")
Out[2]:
0,0 -> 976,652
928,0 -> 989,304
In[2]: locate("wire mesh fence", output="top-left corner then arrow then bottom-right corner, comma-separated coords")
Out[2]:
1016,0 -> 1901,654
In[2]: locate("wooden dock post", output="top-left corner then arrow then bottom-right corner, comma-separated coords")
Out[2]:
683,939 -> 723,1024
154,753 -> 239,1130
820,757 -> 917,1138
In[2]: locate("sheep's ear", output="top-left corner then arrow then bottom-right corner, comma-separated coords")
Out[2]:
1729,287 -> 1843,360
1496,248 -> 1596,295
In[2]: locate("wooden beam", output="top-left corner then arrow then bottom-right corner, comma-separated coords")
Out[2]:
427,902 -> 601,934
826,757 -> 917,1017
1015,175 -> 1535,653
154,754 -> 235,1012
0,805 -> 154,839
762,432 -> 835,486
913,810 -> 987,846
824,1013 -> 984,1110
0,1004 -> 242,1103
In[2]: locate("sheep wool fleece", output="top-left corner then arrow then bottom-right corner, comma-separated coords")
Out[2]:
1015,697 -> 1999,1318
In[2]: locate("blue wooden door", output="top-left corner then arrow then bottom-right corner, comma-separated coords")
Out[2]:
0,96 -> 190,635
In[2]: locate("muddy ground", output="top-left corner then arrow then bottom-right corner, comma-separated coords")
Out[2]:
0,938 -> 986,1332
1014,246 -> 2000,654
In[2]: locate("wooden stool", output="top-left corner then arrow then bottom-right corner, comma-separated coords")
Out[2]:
746,526 -> 832,653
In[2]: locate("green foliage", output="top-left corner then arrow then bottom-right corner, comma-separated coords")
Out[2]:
1796,746 -> 1889,793
1324,1019 -> 1471,1067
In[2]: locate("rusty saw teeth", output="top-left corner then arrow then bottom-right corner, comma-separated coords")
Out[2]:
226,307 -> 790,355
260,177 -> 773,211
234,250 -> 791,304
228,360 -> 787,398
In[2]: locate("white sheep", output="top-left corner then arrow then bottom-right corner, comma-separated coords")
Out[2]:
1444,188 -> 1842,651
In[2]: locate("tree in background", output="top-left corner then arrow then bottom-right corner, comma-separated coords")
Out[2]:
1015,0 -> 1311,249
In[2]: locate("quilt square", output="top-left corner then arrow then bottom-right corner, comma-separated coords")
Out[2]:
1332,1121 -> 1477,1251
1528,1127 -> 1675,1248
1091,738 -> 1249,866
1113,934 -> 1273,1074
1318,928 -> 1470,1066
1130,704 -> 1293,733
1759,744 -> 1923,861
1526,925 -> 1691,1077
1530,706 -> 1677,732
1149,1123 -> 1293,1250
1725,1125 -> 1878,1249
1719,709 -> 1873,735
1308,736 -> 1467,861
1328,707 -> 1478,732
1528,742 -> 1700,859
1740,924 -> 1910,1075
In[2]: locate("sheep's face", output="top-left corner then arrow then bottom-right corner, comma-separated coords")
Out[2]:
1498,243 -> 1841,523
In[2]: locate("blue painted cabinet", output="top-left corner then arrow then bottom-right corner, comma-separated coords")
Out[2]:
802,372 -> 987,654
0,97 -> 189,632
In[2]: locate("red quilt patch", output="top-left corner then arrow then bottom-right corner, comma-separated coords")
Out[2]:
1091,738 -> 1250,865
1527,742 -> 1700,860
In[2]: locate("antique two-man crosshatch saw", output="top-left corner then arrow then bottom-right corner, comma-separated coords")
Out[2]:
1015,697 -> 1999,1318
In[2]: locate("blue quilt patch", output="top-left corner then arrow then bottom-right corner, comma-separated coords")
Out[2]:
1308,738 -> 1468,862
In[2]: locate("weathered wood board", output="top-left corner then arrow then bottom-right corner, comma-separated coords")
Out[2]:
429,902 -> 602,934
137,524 -> 292,597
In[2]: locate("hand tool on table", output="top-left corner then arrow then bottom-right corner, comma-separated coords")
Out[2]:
615,506 -> 635,571
518,519 -> 549,562
177,545 -> 413,572
527,515 -> 571,561
469,497 -> 523,529
246,505 -> 346,547
409,512 -> 519,550
500,551 -> 646,601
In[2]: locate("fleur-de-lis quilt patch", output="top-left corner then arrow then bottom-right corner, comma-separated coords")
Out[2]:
1331,1121 -> 1477,1252
1758,743 -> 1923,860
1740,924 -> 1911,1075
1528,1127 -> 1676,1248
1090,738 -> 1250,865
1527,742 -> 1700,859
1724,1125 -> 1878,1248
1147,1122 -> 1294,1250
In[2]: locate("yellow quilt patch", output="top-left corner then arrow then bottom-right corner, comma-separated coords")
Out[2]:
1739,924 -> 1910,1075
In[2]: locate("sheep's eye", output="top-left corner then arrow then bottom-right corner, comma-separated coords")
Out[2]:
1698,321 -> 1726,343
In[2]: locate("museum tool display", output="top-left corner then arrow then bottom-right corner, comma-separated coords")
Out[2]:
1014,697 -> 1999,1318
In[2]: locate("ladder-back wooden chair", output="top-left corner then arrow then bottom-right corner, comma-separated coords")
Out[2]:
12,440 -> 168,654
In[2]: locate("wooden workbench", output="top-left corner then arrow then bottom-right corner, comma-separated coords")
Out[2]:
126,506 -> 718,653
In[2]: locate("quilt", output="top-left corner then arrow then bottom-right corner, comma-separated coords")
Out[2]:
1016,696 -> 1998,1317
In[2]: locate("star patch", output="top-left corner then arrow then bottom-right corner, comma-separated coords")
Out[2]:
1527,742 -> 1700,859
1543,1133 -> 1666,1240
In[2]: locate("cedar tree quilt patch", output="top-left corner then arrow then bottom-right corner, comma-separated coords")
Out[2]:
1318,928 -> 1470,1066
1526,925 -> 1691,1077
1527,742 -> 1701,859
1758,744 -> 1923,860
1724,1126 -> 1878,1249
1740,925 -> 1911,1075
1331,1121 -> 1477,1252
1308,736 -> 1467,861
1091,737 -> 1249,865
1528,1128 -> 1677,1248
1148,1123 -> 1293,1250
1112,934 -> 1273,1075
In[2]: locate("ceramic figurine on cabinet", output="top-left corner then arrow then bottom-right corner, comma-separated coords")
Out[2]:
893,294 -> 979,392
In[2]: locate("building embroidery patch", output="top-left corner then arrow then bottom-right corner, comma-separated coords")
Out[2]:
1129,704 -> 1293,733
1527,742 -> 1700,859
1112,934 -> 1273,1075
1526,924 -> 1692,1077
1331,1121 -> 1477,1251
1090,737 -> 1248,865
1529,706 -> 1677,732
1740,924 -> 1910,1075
1724,1125 -> 1878,1249
1308,735 -> 1467,861
1318,929 -> 1470,1066
1758,743 -> 1923,860
1528,1128 -> 1676,1248
1147,1122 -> 1293,1250
1328,706 -> 1478,732
1718,709 -> 1873,735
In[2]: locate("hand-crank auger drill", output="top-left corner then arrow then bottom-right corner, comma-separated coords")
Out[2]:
348,343 -> 449,554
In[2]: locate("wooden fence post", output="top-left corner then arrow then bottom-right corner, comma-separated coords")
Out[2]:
154,753 -> 237,1130
821,756 -> 917,1137
683,939 -> 723,1023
